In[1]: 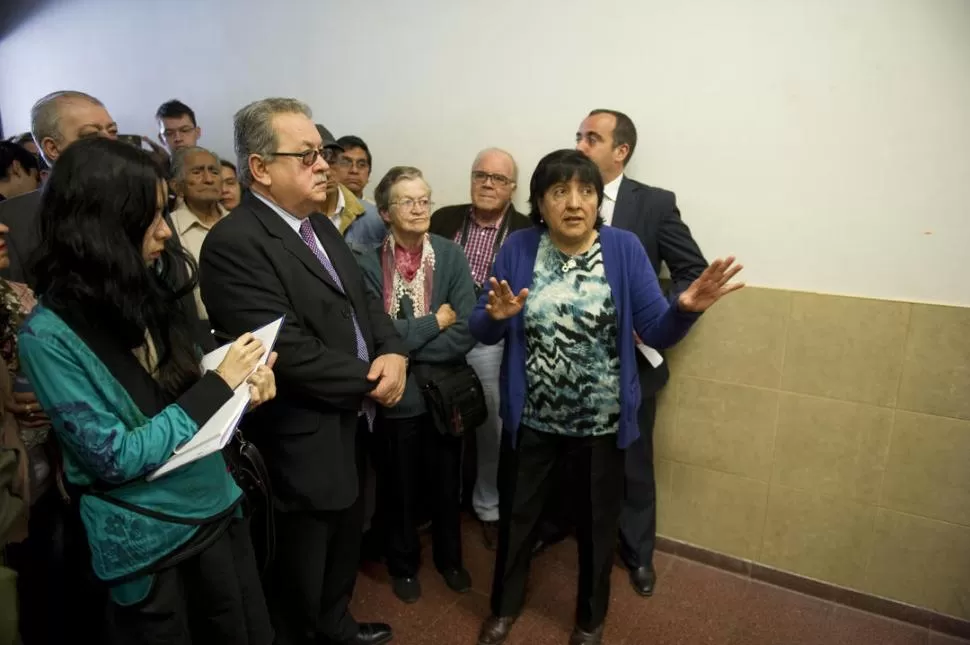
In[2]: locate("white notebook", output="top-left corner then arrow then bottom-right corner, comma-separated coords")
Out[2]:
146,316 -> 284,481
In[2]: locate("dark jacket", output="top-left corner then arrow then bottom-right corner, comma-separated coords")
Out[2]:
611,177 -> 708,395
429,203 -> 531,242
199,191 -> 406,512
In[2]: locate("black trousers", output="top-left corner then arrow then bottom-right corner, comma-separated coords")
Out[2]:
537,395 -> 659,570
372,415 -> 463,578
618,395 -> 657,569
268,421 -> 368,645
108,517 -> 273,645
491,426 -> 624,632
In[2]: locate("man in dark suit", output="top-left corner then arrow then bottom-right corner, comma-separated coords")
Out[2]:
536,110 -> 708,597
429,148 -> 531,551
578,109 -> 708,596
199,98 -> 406,645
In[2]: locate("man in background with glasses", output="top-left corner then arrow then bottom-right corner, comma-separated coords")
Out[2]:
315,126 -> 385,248
429,148 -> 530,550
156,99 -> 202,153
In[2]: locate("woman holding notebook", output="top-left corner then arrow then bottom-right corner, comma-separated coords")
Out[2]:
17,137 -> 277,645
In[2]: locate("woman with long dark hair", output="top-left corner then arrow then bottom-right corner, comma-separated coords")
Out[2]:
17,137 -> 277,644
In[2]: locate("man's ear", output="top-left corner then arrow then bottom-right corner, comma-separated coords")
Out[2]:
249,154 -> 271,188
40,137 -> 60,164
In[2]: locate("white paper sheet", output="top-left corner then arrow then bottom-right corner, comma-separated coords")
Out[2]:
637,342 -> 664,368
146,316 -> 283,481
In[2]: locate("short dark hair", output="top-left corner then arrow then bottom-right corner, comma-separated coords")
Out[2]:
13,132 -> 33,146
155,99 -> 197,126
588,109 -> 637,166
0,141 -> 40,181
336,135 -> 372,168
219,159 -> 237,174
528,149 -> 604,228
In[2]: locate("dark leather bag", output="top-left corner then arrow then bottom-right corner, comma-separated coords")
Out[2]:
222,430 -> 275,576
411,362 -> 487,438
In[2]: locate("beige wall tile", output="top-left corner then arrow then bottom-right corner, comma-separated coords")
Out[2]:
660,378 -> 778,482
781,293 -> 910,406
866,509 -> 970,620
759,485 -> 876,589
882,411 -> 970,526
666,287 -> 791,388
772,394 -> 892,504
897,304 -> 970,421
658,462 -> 769,560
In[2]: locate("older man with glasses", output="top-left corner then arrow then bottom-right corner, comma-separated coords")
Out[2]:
429,148 -> 531,550
199,98 -> 407,645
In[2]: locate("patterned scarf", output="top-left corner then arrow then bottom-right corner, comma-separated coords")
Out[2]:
381,234 -> 435,318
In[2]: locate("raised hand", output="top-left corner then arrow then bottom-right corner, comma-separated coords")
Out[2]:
677,257 -> 745,313
484,277 -> 529,321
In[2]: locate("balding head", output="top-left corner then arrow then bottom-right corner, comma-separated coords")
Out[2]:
470,147 -> 517,217
30,91 -> 117,165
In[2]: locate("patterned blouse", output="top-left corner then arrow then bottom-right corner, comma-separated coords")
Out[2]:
521,234 -> 622,437
0,279 -> 47,449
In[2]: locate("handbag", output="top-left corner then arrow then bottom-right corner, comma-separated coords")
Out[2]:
411,362 -> 487,437
222,430 -> 275,575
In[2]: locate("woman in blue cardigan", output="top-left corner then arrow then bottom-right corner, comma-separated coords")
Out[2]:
18,138 -> 277,644
471,150 -> 743,645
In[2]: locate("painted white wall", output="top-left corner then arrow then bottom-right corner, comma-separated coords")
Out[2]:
1,0 -> 968,305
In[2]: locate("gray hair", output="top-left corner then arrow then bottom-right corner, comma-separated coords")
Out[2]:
233,97 -> 311,186
374,166 -> 425,212
472,147 -> 518,183
30,90 -> 104,151
171,146 -> 221,184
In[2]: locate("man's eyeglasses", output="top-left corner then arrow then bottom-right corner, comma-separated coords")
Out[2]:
390,198 -> 434,212
163,125 -> 197,138
335,158 -> 370,170
471,171 -> 512,187
272,147 -> 339,167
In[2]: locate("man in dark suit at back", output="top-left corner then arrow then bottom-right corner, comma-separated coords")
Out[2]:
578,108 -> 708,596
199,97 -> 406,645
536,109 -> 708,598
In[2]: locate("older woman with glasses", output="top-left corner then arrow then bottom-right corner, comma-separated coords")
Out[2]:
471,149 -> 743,645
354,166 -> 478,603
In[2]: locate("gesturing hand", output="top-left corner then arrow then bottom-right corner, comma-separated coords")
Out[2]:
678,256 -> 745,313
484,278 -> 529,321
366,354 -> 408,407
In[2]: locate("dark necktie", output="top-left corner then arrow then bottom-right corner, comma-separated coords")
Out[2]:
298,219 -> 375,427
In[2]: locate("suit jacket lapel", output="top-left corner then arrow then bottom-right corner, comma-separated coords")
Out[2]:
247,195 -> 344,295
611,176 -> 638,231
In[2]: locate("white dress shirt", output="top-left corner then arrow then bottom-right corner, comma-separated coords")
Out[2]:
253,191 -> 332,262
328,188 -> 346,229
599,174 -> 624,226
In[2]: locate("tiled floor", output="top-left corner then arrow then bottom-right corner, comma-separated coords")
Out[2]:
349,518 -> 970,645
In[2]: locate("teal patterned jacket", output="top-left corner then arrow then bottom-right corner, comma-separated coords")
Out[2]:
18,305 -> 241,605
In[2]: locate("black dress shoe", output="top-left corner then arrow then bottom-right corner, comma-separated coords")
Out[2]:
629,565 -> 656,596
441,567 -> 472,593
569,624 -> 604,645
477,615 -> 516,645
338,622 -> 393,645
391,575 -> 421,603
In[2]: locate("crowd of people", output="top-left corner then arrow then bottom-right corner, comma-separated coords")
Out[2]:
0,90 -> 743,645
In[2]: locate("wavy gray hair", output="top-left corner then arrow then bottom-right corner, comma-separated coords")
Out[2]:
233,97 -> 312,186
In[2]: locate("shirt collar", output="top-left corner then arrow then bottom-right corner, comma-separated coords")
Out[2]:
603,174 -> 624,202
253,190 -> 304,234
170,202 -> 227,236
